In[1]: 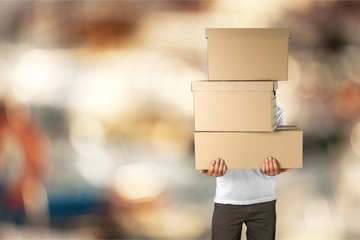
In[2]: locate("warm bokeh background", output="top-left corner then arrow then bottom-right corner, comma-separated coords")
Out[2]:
0,1 -> 360,239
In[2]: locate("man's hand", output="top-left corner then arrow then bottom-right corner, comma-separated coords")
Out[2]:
199,158 -> 227,177
261,156 -> 292,176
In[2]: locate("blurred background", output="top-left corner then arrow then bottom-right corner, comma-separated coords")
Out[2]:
0,0 -> 359,239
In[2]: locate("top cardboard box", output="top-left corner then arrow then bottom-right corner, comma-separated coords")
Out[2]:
206,28 -> 291,81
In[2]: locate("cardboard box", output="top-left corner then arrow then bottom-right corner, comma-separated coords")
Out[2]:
192,81 -> 278,132
194,126 -> 303,170
206,28 -> 290,81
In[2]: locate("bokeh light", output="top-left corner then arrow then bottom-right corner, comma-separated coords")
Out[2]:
112,162 -> 166,203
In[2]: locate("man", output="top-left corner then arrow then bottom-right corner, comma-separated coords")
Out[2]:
199,106 -> 291,240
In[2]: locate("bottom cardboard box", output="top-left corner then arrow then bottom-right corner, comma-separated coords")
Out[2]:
194,126 -> 303,170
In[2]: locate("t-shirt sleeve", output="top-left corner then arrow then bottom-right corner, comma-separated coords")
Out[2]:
276,106 -> 287,125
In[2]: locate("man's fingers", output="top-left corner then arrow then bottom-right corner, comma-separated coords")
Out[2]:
261,157 -> 293,176
272,158 -> 279,173
207,160 -> 216,175
222,164 -> 227,175
200,158 -> 227,177
267,156 -> 274,172
265,159 -> 270,173
213,158 -> 227,177
214,158 -> 225,176
217,159 -> 224,174
213,158 -> 220,174
218,159 -> 227,175
261,160 -> 267,173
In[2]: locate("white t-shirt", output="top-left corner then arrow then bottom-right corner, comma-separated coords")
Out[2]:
214,106 -> 286,205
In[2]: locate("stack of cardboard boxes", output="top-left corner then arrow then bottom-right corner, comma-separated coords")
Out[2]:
192,28 -> 303,170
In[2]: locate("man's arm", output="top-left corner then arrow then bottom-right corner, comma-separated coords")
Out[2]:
261,156 -> 292,176
199,158 -> 227,177
198,156 -> 291,177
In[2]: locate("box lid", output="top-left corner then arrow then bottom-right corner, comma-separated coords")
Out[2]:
191,80 -> 278,92
205,28 -> 291,40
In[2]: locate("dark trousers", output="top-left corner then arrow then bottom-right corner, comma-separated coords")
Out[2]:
212,200 -> 276,240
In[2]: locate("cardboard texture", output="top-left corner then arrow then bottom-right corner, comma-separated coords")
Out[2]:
194,126 -> 303,170
206,28 -> 290,81
192,81 -> 277,132
191,27 -> 303,170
